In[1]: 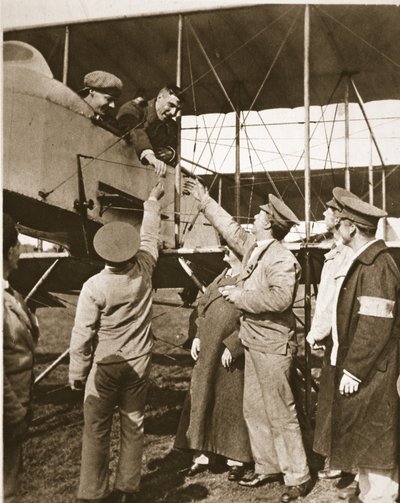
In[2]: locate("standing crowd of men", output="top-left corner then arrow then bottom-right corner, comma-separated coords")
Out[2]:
3,68 -> 400,503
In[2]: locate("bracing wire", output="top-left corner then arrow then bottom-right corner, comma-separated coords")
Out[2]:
315,5 -> 400,70
181,6 -> 298,95
244,10 -> 301,119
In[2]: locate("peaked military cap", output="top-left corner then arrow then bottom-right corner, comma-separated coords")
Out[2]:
80,71 -> 123,98
260,194 -> 299,231
326,187 -> 359,211
339,195 -> 387,229
93,221 -> 140,263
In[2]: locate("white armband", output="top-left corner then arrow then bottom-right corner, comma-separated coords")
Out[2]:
358,296 -> 394,318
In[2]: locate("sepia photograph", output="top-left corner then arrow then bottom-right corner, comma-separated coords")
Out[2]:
2,1 -> 400,502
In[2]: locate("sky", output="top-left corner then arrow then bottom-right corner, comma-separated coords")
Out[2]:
181,100 -> 400,175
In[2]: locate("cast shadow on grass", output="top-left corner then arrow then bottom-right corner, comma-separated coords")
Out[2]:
145,385 -> 186,435
34,351 -> 70,364
152,352 -> 193,367
141,450 -> 209,502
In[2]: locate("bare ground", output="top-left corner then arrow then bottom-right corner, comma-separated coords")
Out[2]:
18,291 -> 354,503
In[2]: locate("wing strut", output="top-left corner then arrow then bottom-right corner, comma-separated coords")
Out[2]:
25,258 -> 61,303
303,4 -> 313,419
73,154 -> 94,256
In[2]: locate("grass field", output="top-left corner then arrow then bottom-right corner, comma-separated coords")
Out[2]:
18,290 -> 354,503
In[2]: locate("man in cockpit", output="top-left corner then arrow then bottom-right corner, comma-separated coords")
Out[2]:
78,70 -> 123,121
117,84 -> 185,177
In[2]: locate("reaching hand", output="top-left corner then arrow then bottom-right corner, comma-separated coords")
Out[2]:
155,146 -> 176,165
144,152 -> 167,177
183,178 -> 207,201
191,337 -> 201,361
149,181 -> 165,201
339,373 -> 360,396
221,347 -> 233,368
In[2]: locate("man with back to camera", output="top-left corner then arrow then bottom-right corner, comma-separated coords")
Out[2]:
183,178 -> 312,502
117,84 -> 185,177
69,181 -> 164,503
313,194 -> 400,503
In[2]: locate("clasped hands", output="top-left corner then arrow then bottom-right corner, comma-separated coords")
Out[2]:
218,284 -> 242,303
191,337 -> 233,368
339,373 -> 360,396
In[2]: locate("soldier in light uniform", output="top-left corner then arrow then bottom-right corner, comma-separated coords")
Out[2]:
183,178 -> 312,502
306,188 -> 355,484
69,182 -> 164,503
313,195 -> 400,503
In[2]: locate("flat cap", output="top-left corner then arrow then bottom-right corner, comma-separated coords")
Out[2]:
81,71 -> 123,98
326,187 -> 359,211
339,195 -> 387,229
93,221 -> 140,263
260,194 -> 299,231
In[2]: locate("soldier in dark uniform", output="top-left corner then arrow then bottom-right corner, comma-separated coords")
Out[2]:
117,84 -> 185,177
313,195 -> 400,503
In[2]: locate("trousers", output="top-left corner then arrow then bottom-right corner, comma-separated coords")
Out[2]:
3,439 -> 22,503
243,347 -> 310,486
77,353 -> 151,500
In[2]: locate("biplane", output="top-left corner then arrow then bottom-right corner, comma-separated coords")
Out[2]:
3,2 -> 400,403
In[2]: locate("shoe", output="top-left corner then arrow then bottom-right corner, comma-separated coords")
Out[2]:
238,472 -> 281,487
185,462 -> 209,477
347,497 -> 362,503
109,490 -> 140,503
228,465 -> 246,481
338,482 -> 360,499
318,469 -> 343,479
280,479 -> 313,502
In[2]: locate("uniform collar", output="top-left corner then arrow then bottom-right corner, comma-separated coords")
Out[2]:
354,239 -> 386,265
256,238 -> 274,248
147,99 -> 159,122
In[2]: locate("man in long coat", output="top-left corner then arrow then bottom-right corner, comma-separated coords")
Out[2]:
184,179 -> 311,502
313,195 -> 400,503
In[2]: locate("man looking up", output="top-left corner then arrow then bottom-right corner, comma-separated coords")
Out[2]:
183,178 -> 312,502
307,188 -> 355,352
306,188 -> 356,490
69,181 -> 164,503
117,84 -> 185,177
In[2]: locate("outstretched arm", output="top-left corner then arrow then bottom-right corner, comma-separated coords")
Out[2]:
136,182 -> 164,274
183,178 -> 255,256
